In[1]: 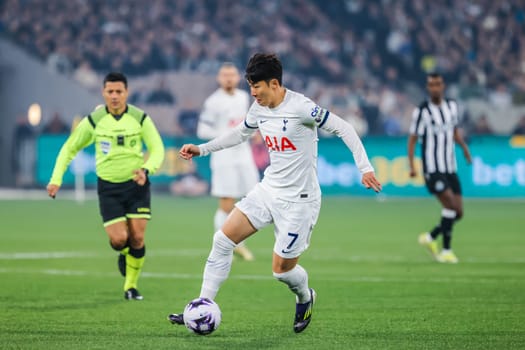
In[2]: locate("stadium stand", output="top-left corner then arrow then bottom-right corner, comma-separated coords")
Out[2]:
1,0 -> 524,135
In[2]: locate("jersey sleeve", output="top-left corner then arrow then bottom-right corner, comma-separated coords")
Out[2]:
197,97 -> 220,139
319,112 -> 374,174
198,121 -> 256,157
409,107 -> 423,136
244,102 -> 259,129
141,115 -> 165,175
49,117 -> 95,186
449,100 -> 460,128
298,97 -> 330,128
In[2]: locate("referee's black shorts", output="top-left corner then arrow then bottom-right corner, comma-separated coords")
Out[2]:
97,177 -> 151,227
424,172 -> 462,195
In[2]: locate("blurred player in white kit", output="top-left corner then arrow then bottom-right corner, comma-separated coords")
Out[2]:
197,63 -> 259,261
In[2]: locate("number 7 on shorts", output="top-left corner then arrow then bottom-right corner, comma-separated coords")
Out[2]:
281,232 -> 299,254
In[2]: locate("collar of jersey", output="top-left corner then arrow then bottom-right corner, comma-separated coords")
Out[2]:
106,105 -> 129,120
428,98 -> 445,108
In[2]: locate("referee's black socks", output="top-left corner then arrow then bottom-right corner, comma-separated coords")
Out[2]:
129,245 -> 145,259
110,240 -> 129,252
124,245 -> 146,291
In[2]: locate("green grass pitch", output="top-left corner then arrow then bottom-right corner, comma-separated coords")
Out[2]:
1,196 -> 524,349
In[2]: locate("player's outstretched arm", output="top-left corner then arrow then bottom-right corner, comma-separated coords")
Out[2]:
316,111 -> 382,192
194,122 -> 255,157
362,171 -> 382,193
179,144 -> 201,160
318,112 -> 375,171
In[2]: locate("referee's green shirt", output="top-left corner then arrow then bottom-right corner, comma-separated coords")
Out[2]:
50,104 -> 165,186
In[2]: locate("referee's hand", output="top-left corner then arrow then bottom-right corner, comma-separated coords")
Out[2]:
47,183 -> 60,199
133,169 -> 148,186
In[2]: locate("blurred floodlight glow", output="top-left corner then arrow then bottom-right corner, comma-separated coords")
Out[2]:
28,103 -> 42,126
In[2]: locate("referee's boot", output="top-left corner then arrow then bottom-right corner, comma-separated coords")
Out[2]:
124,288 -> 143,300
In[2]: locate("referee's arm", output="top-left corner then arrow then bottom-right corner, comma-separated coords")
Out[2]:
140,116 -> 165,174
49,117 -> 95,186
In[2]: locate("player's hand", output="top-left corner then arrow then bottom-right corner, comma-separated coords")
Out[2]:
409,167 -> 417,178
133,169 -> 148,186
47,184 -> 60,199
463,148 -> 472,165
362,171 -> 382,193
179,144 -> 201,160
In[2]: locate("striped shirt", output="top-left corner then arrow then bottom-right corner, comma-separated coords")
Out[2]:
409,99 -> 459,174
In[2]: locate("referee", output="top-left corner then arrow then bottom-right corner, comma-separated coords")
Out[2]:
408,73 -> 472,263
47,72 -> 165,299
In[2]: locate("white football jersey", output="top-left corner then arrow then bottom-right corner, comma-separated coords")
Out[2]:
244,89 -> 373,202
198,88 -> 255,169
199,89 -> 374,202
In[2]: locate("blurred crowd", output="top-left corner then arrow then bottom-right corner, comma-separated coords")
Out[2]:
1,0 -> 525,136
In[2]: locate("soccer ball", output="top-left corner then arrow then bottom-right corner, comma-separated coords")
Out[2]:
183,297 -> 221,335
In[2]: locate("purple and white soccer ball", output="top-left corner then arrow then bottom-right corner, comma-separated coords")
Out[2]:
183,297 -> 221,335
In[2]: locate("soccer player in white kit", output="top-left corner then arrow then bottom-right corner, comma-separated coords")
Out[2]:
169,53 -> 382,333
198,63 -> 259,261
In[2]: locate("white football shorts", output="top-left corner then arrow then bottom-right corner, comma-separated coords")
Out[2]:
211,163 -> 259,198
235,183 -> 321,259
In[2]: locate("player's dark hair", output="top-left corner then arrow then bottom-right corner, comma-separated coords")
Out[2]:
103,72 -> 128,88
427,72 -> 443,80
245,53 -> 282,85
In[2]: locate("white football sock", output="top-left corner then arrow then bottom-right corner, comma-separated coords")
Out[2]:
214,208 -> 247,248
273,265 -> 311,303
199,230 -> 236,300
213,209 -> 229,232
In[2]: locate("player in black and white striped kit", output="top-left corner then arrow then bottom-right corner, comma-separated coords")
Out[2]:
408,73 -> 472,263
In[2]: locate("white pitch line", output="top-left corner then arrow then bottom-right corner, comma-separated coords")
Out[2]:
0,250 -> 209,260
308,254 -> 525,264
1,250 -> 525,264
0,267 -> 523,284
0,252 -> 97,260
